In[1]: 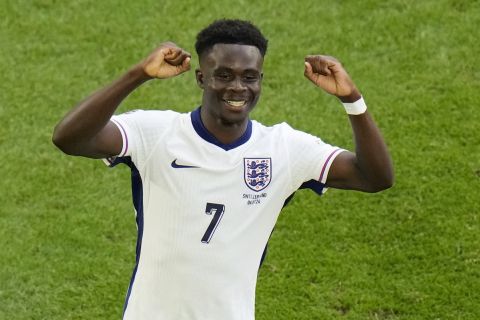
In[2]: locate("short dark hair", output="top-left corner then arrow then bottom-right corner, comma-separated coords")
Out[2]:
195,19 -> 268,58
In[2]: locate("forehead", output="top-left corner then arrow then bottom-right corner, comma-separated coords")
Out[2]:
200,43 -> 263,71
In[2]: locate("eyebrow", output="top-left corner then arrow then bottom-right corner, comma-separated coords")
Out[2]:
214,67 -> 260,73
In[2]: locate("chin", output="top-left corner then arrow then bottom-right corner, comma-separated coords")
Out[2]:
220,111 -> 251,127
219,111 -> 248,126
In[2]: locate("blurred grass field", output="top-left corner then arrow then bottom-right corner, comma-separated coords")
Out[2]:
1,0 -> 479,319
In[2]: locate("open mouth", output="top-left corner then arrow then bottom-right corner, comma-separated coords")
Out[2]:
223,99 -> 247,109
225,100 -> 246,107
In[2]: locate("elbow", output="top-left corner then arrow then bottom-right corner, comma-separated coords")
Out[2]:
52,126 -> 75,155
365,173 -> 394,193
52,134 -> 68,155
367,181 -> 393,193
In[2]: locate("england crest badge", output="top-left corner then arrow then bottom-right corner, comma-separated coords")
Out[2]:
244,158 -> 272,192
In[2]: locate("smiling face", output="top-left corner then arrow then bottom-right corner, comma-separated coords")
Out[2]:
196,43 -> 263,130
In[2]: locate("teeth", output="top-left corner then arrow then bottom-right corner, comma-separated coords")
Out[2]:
226,100 -> 246,107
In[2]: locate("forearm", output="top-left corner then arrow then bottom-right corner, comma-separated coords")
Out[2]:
304,55 -> 394,192
52,64 -> 149,154
348,108 -> 394,191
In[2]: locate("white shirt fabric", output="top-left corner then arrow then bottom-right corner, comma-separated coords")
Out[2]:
105,108 -> 344,320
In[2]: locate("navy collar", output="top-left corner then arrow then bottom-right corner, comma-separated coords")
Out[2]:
190,107 -> 252,151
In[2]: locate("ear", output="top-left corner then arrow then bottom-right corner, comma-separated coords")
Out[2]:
195,69 -> 204,89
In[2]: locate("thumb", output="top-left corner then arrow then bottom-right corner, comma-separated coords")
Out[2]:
304,61 -> 318,84
177,57 -> 191,73
183,57 -> 191,68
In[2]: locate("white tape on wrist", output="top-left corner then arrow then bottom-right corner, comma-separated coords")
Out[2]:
342,96 -> 367,115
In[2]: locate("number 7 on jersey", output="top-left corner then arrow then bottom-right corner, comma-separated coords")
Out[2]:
201,203 -> 225,244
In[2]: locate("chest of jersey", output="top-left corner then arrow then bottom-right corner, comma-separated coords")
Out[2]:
136,120 -> 291,272
127,122 -> 292,319
115,110 -> 334,319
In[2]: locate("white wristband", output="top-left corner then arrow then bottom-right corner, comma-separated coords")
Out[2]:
342,96 -> 367,115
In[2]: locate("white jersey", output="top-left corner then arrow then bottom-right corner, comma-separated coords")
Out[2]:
105,107 -> 344,320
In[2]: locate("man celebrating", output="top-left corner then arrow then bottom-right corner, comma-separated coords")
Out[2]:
53,19 -> 393,320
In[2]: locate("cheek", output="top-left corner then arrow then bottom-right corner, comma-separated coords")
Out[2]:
250,83 -> 261,94
206,78 -> 225,91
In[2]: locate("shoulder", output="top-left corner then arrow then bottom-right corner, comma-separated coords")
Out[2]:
251,120 -> 298,134
253,120 -> 321,141
112,109 -> 184,129
115,109 -> 182,121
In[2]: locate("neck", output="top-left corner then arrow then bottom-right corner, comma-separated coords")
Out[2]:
200,107 -> 249,145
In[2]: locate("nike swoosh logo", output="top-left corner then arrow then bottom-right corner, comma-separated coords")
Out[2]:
171,159 -> 199,169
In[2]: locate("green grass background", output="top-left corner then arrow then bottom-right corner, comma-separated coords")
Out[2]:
1,0 -> 479,319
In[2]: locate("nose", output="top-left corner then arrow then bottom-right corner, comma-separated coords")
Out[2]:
228,77 -> 246,92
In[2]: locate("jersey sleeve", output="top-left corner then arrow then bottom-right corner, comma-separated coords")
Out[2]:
103,110 -> 179,169
284,123 -> 346,195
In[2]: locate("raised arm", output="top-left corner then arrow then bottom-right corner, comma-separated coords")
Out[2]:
304,55 -> 394,192
52,42 -> 191,158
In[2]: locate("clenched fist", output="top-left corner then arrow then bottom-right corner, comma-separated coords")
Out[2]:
304,55 -> 361,102
142,42 -> 191,79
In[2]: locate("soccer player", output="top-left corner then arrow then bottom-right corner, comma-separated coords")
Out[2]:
53,19 -> 393,320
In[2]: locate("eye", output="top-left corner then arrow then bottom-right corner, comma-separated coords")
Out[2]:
215,72 -> 233,81
243,73 -> 260,82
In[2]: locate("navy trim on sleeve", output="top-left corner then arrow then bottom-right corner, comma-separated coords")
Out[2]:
299,179 -> 326,196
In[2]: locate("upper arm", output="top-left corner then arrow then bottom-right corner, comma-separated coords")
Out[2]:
326,151 -> 371,191
88,120 -> 123,158
52,119 -> 123,159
